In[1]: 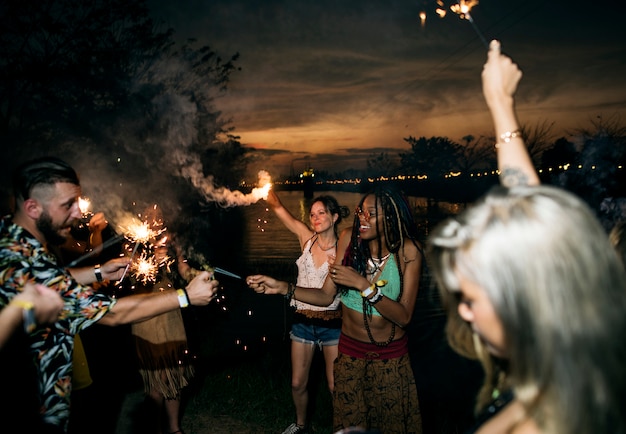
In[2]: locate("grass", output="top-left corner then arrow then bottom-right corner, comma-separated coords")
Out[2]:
180,258 -> 335,433
184,347 -> 334,433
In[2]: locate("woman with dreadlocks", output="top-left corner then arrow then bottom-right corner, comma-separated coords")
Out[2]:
247,186 -> 424,434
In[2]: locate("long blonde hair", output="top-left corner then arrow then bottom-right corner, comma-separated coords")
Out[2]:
427,185 -> 626,433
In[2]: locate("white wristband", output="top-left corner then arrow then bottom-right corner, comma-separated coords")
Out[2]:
177,289 -> 189,308
361,284 -> 375,298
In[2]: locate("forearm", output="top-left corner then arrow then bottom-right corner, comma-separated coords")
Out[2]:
68,265 -> 99,284
0,305 -> 24,348
292,284 -> 337,307
366,296 -> 414,328
97,290 -> 181,326
490,99 -> 540,187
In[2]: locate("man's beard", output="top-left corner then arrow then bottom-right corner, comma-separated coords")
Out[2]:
36,210 -> 70,246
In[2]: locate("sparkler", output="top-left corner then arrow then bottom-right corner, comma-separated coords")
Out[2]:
131,250 -> 173,284
213,267 -> 243,280
117,210 -> 167,284
450,0 -> 489,48
78,197 -> 91,217
66,233 -> 125,267
250,170 -> 272,202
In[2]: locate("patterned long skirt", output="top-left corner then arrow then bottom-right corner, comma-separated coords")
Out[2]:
333,348 -> 422,433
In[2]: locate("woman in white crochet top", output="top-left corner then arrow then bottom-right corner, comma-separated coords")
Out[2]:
264,189 -> 347,434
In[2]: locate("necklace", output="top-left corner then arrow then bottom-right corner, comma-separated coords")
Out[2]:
366,253 -> 390,280
362,252 -> 401,347
312,234 -> 337,252
363,299 -> 396,346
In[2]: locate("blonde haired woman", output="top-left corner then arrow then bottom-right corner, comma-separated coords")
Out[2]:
427,40 -> 626,433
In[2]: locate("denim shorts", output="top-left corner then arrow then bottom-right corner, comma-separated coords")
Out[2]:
290,322 -> 341,348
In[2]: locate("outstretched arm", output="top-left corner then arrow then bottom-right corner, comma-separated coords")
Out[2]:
97,271 -> 219,325
265,189 -> 313,246
483,40 -> 540,187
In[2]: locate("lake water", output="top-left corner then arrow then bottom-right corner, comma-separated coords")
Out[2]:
241,191 -> 358,261
241,190 -> 462,261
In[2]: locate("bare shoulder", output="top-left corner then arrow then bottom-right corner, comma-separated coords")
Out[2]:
400,241 -> 422,264
337,227 -> 352,250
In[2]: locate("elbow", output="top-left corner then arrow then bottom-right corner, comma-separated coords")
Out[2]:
396,312 -> 413,328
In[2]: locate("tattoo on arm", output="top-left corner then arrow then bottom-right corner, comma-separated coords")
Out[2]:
500,166 -> 530,188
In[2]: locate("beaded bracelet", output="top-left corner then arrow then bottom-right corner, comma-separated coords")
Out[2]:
495,129 -> 521,149
284,283 -> 296,300
368,289 -> 384,305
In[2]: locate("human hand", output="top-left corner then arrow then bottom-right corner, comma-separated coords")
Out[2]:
329,264 -> 368,291
101,257 -> 131,281
482,40 -> 522,109
264,188 -> 281,208
246,275 -> 288,295
185,271 -> 219,305
17,283 -> 64,324
88,212 -> 108,234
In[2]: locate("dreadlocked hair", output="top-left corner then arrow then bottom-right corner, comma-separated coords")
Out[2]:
339,185 -> 421,296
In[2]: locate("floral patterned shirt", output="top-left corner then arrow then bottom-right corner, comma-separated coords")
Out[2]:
0,216 -> 116,431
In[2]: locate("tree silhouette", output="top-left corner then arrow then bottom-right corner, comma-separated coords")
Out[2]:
366,151 -> 399,178
557,116 -> 626,229
400,136 -> 462,178
400,136 -> 463,208
519,120 -> 556,168
0,0 -> 246,264
457,135 -> 495,175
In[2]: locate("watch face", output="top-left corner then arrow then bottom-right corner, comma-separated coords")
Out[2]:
23,307 -> 36,334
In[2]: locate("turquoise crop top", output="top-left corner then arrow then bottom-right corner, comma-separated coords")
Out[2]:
341,254 -> 401,316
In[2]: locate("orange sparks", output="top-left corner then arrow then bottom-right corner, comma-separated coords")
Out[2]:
78,197 -> 91,215
450,0 -> 479,20
120,218 -> 166,244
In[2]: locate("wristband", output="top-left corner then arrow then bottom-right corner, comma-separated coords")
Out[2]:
94,264 -> 103,282
368,289 -> 384,305
361,284 -> 376,298
11,299 -> 36,333
177,288 -> 189,308
285,283 -> 296,300
361,279 -> 388,299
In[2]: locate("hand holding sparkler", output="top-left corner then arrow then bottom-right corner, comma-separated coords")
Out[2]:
481,40 -> 523,112
92,258 -> 131,283
481,40 -> 540,187
246,274 -> 287,296
185,271 -> 220,305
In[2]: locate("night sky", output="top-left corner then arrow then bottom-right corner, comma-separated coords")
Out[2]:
147,0 -> 626,175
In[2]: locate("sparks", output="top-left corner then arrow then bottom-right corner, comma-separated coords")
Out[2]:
131,250 -> 172,284
120,219 -> 166,244
450,0 -> 488,48
450,0 -> 478,20
78,197 -> 91,216
250,170 -> 272,201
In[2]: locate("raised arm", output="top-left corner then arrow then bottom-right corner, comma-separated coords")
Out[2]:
265,189 -> 313,246
483,40 -> 540,187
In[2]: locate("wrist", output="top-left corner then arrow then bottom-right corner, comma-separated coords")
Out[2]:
10,298 -> 36,333
361,283 -> 376,298
94,264 -> 103,282
284,282 -> 296,300
177,288 -> 190,308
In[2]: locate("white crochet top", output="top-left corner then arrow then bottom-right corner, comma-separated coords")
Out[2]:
292,237 -> 341,311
